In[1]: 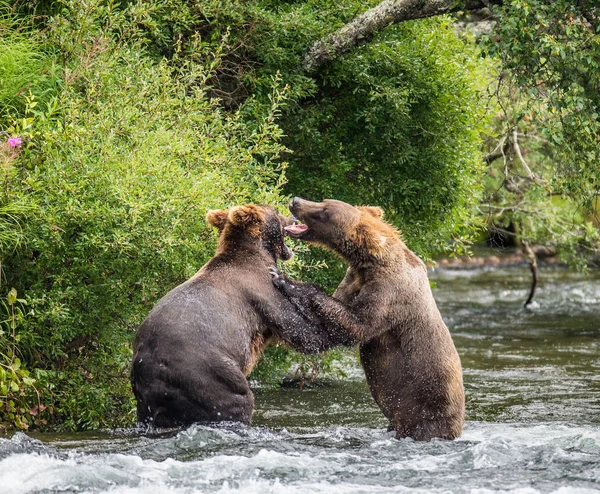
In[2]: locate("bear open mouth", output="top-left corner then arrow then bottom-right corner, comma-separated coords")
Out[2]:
284,223 -> 308,238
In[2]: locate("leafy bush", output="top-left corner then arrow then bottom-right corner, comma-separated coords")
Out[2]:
0,2 -> 55,431
488,0 -> 600,200
479,0 -> 600,265
282,17 -> 489,260
0,2 -> 59,118
143,2 -> 490,287
149,3 -> 489,260
1,2 -> 290,430
0,0 -> 526,431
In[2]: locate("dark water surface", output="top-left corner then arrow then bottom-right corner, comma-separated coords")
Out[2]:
1,265 -> 599,493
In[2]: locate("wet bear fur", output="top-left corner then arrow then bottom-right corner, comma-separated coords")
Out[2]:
131,204 -> 345,428
273,198 -> 465,441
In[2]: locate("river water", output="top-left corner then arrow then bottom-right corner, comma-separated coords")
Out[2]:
1,264 -> 599,493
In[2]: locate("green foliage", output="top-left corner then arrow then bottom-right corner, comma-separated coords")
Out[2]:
0,288 -> 43,432
480,1 -> 600,264
148,0 -> 371,104
249,344 -> 348,390
283,17 -> 490,259
0,2 -> 59,118
485,0 -> 600,198
135,0 -> 402,289
2,0 -> 595,431
0,145 -> 31,257
155,2 -> 489,260
0,5 -> 48,429
1,1 -> 289,430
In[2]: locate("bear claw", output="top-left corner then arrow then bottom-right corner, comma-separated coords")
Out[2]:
270,267 -> 290,290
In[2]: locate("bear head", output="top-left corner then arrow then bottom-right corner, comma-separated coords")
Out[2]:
206,204 -> 294,262
284,197 -> 399,264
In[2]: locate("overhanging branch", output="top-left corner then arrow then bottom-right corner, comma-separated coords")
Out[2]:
302,0 -> 503,73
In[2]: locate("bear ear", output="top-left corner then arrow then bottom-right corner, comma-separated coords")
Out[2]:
205,209 -> 228,232
358,206 -> 384,219
228,204 -> 265,237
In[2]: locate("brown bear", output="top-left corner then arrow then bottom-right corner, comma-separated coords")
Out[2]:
131,204 -> 347,428
272,197 -> 465,441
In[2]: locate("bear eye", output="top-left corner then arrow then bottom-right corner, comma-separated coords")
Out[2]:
311,209 -> 329,222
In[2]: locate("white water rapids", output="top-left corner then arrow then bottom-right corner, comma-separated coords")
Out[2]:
1,265 -> 598,493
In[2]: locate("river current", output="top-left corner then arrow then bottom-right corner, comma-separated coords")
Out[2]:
1,264 -> 599,493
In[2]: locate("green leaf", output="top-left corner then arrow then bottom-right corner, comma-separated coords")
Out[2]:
22,376 -> 36,386
7,288 -> 17,306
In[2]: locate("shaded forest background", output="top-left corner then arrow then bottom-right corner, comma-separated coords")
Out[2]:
0,0 -> 598,431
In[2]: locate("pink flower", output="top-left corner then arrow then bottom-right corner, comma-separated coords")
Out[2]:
7,137 -> 22,149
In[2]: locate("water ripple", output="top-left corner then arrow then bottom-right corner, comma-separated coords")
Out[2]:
2,266 -> 599,494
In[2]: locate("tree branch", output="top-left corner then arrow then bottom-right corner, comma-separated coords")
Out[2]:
484,136 -> 509,164
522,240 -> 538,307
302,0 -> 503,73
511,128 -> 535,180
579,1 -> 599,33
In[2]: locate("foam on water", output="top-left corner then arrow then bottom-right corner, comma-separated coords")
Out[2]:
1,421 -> 599,494
2,265 -> 599,494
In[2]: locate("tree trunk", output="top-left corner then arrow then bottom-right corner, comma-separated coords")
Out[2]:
302,0 -> 503,73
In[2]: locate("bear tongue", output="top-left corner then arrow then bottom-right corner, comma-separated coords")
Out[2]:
284,224 -> 309,236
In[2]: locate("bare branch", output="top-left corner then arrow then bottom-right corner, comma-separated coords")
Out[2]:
479,204 -> 534,215
484,136 -> 509,164
516,132 -> 551,144
512,128 -> 535,180
522,241 -> 538,307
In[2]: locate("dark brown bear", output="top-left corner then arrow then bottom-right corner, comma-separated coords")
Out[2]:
131,204 -> 346,428
273,197 -> 465,441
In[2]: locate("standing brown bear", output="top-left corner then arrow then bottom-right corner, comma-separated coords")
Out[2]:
131,204 -> 347,428
273,197 -> 465,440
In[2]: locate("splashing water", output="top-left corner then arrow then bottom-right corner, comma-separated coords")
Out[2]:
1,265 -> 599,493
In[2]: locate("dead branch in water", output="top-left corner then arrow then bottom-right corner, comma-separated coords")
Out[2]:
522,241 -> 538,307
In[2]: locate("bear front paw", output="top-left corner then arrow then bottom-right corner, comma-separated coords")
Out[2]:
269,267 -> 285,288
270,267 -> 293,291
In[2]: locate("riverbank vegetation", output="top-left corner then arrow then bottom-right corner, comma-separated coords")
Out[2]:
0,0 -> 598,431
